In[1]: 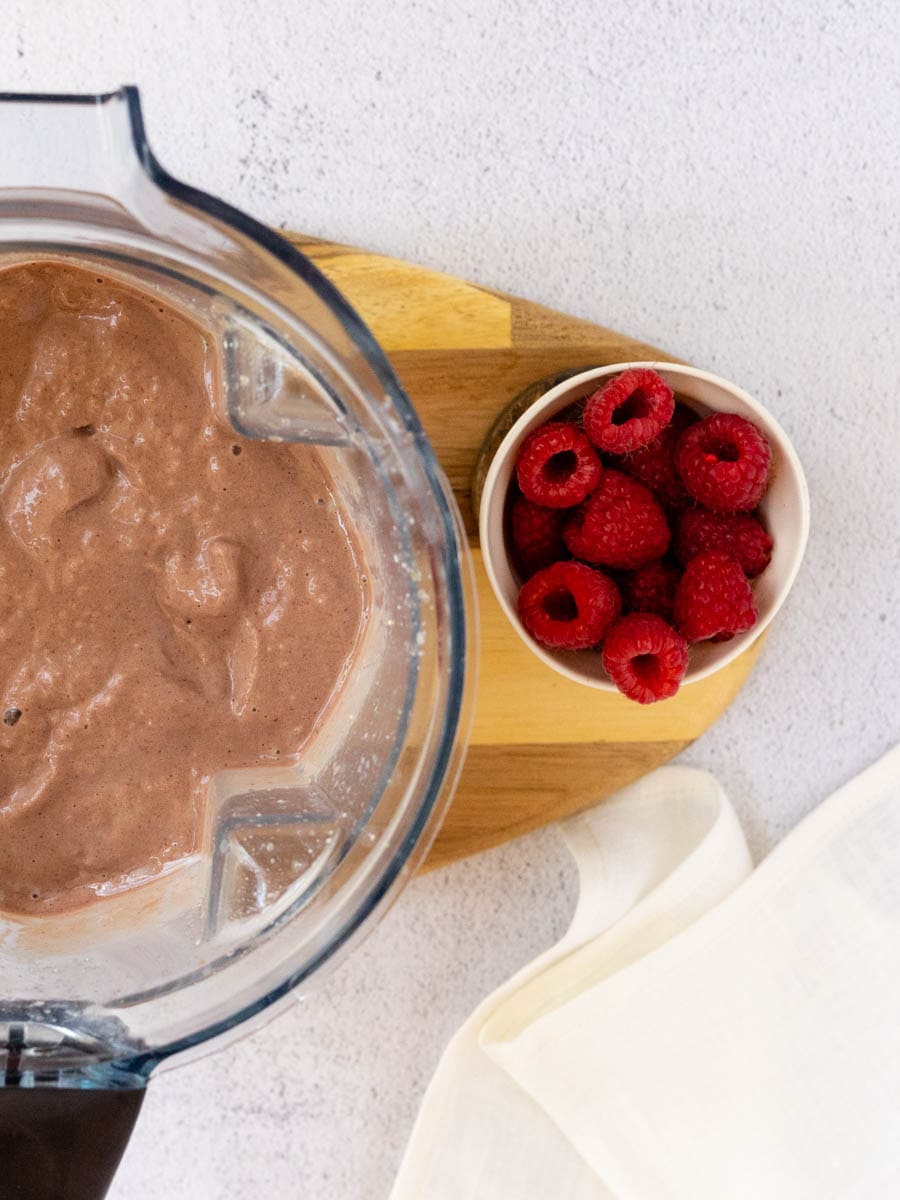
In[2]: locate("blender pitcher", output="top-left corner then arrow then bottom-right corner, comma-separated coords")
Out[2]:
0,88 -> 474,1198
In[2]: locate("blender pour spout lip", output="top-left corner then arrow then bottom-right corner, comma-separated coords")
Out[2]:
116,86 -> 442,450
0,90 -> 122,103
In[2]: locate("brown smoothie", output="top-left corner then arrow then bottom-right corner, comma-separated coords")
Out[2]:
0,261 -> 364,916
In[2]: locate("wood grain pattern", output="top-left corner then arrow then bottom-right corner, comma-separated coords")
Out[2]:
288,234 -> 763,866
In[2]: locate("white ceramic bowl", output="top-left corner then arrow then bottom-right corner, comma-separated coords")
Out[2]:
478,362 -> 810,691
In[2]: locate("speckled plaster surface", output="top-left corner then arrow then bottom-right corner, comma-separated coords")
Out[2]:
2,2 -> 900,1196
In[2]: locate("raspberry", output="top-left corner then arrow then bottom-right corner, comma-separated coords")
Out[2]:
515,422 -> 601,509
583,368 -> 675,454
562,469 -> 670,570
675,413 -> 772,512
673,551 -> 758,643
509,494 -> 566,577
602,613 -> 689,704
616,402 -> 697,510
518,561 -> 621,650
620,559 -> 681,621
675,508 -> 773,578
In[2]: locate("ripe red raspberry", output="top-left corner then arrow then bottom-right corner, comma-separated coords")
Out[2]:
620,559 -> 681,621
602,613 -> 689,704
617,402 -> 697,510
583,368 -> 675,454
563,469 -> 670,570
515,422 -> 601,509
518,561 -> 621,650
675,508 -> 773,578
675,413 -> 772,512
509,494 -> 566,577
673,551 -> 758,643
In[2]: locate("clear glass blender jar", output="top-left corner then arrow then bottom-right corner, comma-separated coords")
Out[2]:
0,88 -> 474,1196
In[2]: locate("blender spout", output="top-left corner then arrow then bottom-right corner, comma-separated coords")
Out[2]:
0,88 -> 148,203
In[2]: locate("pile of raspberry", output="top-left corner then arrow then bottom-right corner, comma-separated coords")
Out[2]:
510,368 -> 773,704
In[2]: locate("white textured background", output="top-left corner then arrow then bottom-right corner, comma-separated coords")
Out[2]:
4,1 -> 900,1196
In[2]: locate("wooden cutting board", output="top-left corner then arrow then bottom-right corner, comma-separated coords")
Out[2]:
288,234 -> 763,869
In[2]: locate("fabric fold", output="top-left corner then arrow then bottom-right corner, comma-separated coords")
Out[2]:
393,746 -> 900,1199
391,766 -> 751,1200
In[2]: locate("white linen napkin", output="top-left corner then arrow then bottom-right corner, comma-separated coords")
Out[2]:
391,748 -> 900,1200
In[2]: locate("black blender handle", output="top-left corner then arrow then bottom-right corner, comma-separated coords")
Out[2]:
0,1085 -> 145,1200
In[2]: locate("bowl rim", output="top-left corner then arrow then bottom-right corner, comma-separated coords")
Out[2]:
478,361 -> 811,691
